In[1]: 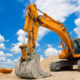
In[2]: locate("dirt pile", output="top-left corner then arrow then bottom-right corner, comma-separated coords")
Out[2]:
0,55 -> 79,80
41,55 -> 60,71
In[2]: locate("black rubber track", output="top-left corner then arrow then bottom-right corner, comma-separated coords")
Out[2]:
78,60 -> 80,71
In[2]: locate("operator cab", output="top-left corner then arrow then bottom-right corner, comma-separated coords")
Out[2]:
74,39 -> 80,54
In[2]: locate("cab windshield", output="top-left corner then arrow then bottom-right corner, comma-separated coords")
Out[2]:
74,39 -> 80,54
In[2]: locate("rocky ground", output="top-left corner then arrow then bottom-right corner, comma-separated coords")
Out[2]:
0,55 -> 80,80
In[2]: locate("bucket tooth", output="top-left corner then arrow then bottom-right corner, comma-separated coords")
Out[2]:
15,54 -> 51,79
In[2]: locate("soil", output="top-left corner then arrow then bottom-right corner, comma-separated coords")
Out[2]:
0,55 -> 80,80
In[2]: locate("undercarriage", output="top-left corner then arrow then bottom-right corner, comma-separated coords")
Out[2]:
49,59 -> 80,71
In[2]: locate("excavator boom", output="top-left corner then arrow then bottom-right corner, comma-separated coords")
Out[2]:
23,4 -> 73,59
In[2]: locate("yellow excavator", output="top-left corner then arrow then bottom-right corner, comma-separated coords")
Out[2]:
15,4 -> 80,79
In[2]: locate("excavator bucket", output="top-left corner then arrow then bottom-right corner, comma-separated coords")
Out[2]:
15,54 -> 51,79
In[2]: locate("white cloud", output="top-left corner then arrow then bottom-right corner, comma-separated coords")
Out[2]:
37,27 -> 50,41
0,34 -> 9,43
40,55 -> 44,62
5,53 -> 13,56
23,9 -> 27,18
74,18 -> 80,26
36,41 -> 39,47
37,48 -> 42,52
35,0 -> 79,22
0,57 -> 5,61
14,56 -> 20,62
18,57 -> 20,59
0,51 -> 4,56
17,36 -> 24,43
0,34 -> 5,43
0,34 -> 9,50
44,47 -> 58,57
3,59 -> 15,65
70,31 -> 73,35
14,59 -> 18,62
29,0 -> 35,4
0,57 -> 20,68
6,39 -> 9,42
1,58 -> 19,66
74,18 -> 80,38
7,59 -> 11,62
77,0 -> 80,16
1,61 -> 15,66
17,36 -> 28,44
0,43 -> 5,49
11,42 -> 22,53
0,64 -> 8,68
0,51 -> 13,57
0,51 -> 13,62
47,44 -> 52,48
58,45 -> 62,49
17,29 -> 27,36
44,44 -> 61,57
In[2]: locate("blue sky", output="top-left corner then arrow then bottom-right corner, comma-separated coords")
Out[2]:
0,0 -> 80,68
